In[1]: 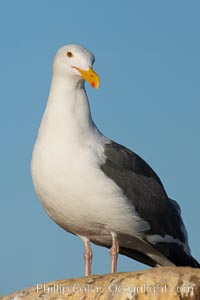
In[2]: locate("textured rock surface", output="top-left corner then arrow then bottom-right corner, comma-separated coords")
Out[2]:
1,267 -> 200,299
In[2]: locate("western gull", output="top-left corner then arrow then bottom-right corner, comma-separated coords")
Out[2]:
31,44 -> 199,275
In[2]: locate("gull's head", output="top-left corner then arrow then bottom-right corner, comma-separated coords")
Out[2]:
53,44 -> 100,89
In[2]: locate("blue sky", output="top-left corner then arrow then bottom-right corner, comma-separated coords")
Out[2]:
0,0 -> 200,296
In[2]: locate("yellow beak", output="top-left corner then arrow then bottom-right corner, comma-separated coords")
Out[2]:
73,66 -> 100,89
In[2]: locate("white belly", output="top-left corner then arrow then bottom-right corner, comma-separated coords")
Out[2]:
31,137 -> 148,244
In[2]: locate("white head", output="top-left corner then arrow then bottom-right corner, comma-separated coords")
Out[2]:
52,44 -> 100,88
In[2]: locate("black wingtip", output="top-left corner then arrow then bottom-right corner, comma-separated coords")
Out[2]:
153,242 -> 200,268
120,243 -> 200,269
189,256 -> 200,268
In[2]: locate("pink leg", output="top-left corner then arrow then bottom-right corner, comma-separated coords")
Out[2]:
109,233 -> 119,273
83,238 -> 93,276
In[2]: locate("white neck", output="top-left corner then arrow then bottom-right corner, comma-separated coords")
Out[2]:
39,75 -> 98,145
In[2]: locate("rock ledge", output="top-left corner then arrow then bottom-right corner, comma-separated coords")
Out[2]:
1,267 -> 200,299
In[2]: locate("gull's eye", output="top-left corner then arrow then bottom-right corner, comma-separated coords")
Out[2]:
66,51 -> 73,58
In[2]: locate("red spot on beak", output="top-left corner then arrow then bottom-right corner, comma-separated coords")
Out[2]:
91,82 -> 95,88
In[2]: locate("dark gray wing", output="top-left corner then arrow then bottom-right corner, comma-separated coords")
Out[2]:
100,141 -> 200,267
101,141 -> 185,241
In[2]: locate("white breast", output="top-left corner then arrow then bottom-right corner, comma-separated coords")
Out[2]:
31,77 -> 148,245
31,130 -> 148,243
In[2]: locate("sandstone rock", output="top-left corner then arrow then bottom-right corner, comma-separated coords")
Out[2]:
1,267 -> 200,299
